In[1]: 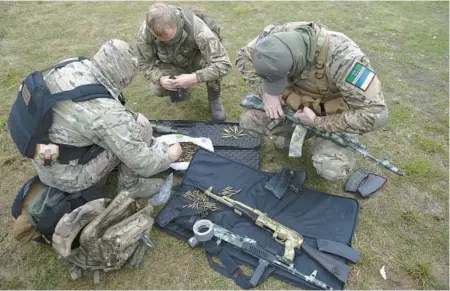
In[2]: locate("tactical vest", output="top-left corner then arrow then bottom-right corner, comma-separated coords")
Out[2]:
283,23 -> 349,116
151,8 -> 221,68
7,57 -> 115,165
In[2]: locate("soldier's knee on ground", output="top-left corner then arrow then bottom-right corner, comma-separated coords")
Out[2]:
239,110 -> 269,134
372,108 -> 389,131
312,138 -> 356,181
136,113 -> 152,145
118,168 -> 164,199
128,178 -> 164,199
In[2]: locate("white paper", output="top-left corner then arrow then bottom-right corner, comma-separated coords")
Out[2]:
380,265 -> 387,280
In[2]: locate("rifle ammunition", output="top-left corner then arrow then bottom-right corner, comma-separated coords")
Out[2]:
178,143 -> 200,162
183,186 -> 241,211
222,126 -> 247,139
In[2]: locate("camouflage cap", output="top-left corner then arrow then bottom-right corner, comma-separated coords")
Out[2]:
252,35 -> 293,95
92,39 -> 138,98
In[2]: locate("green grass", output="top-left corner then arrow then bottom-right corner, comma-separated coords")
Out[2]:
0,1 -> 448,290
413,134 -> 447,154
401,210 -> 421,225
388,104 -> 414,126
0,67 -> 25,89
403,260 -> 434,289
402,157 -> 432,176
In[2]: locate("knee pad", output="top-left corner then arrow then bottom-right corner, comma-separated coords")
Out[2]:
239,110 -> 267,134
312,150 -> 356,181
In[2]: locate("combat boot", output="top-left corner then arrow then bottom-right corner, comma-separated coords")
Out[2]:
207,83 -> 226,122
170,89 -> 191,103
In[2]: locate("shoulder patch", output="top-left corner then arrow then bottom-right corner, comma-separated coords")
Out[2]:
22,83 -> 31,105
345,62 -> 376,91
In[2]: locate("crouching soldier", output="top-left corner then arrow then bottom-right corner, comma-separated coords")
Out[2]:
236,22 -> 389,181
136,3 -> 232,122
8,39 -> 182,243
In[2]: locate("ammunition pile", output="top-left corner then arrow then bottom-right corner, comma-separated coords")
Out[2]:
183,189 -> 219,211
219,186 -> 241,197
182,186 -> 242,211
178,143 -> 201,162
222,126 -> 247,139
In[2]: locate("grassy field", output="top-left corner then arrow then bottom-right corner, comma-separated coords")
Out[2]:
0,1 -> 448,290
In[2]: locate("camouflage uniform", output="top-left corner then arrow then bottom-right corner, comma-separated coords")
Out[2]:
237,22 -> 388,181
135,6 -> 232,121
32,40 -> 171,197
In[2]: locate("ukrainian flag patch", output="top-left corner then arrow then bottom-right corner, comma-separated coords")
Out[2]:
345,62 -> 376,91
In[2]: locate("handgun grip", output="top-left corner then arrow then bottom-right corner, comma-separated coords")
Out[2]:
281,239 -> 296,264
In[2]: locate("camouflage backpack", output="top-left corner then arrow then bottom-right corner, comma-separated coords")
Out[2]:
52,190 -> 155,284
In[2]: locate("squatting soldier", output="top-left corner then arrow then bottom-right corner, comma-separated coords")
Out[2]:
8,39 -> 182,198
136,3 -> 232,122
236,22 -> 389,181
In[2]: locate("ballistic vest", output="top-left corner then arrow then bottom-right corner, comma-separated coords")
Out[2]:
8,57 -> 115,165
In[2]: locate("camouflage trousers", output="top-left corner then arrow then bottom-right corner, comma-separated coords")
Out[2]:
147,56 -> 221,97
239,109 -> 356,181
33,114 -> 164,198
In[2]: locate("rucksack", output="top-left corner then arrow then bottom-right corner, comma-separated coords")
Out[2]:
52,190 -> 155,284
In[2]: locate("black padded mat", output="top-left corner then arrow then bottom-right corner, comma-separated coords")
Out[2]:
212,149 -> 260,171
156,149 -> 360,290
150,120 -> 262,149
150,120 -> 263,170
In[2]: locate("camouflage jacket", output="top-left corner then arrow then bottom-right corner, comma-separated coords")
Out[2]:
236,22 -> 388,134
33,58 -> 171,178
136,7 -> 232,83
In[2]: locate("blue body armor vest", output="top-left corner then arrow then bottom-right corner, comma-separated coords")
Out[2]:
7,57 -> 115,165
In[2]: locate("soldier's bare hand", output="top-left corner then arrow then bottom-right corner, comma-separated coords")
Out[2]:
168,143 -> 182,162
295,107 -> 317,126
263,92 -> 285,119
160,76 -> 178,91
171,74 -> 198,89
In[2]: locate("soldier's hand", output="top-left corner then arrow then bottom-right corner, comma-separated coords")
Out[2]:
160,76 -> 178,91
171,74 -> 198,89
168,143 -> 182,162
295,107 -> 317,126
263,92 -> 285,119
